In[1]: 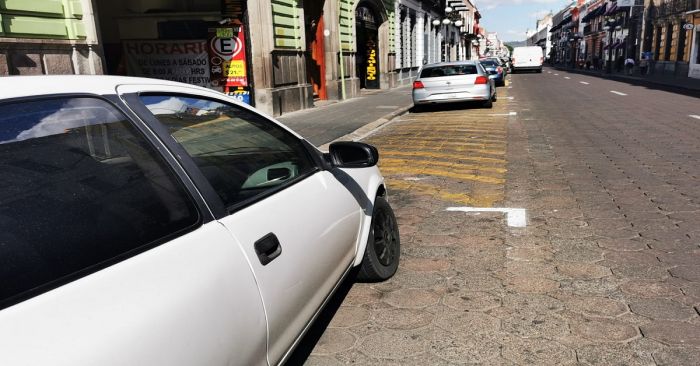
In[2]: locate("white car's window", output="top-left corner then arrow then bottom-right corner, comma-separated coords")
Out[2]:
0,97 -> 200,308
139,95 -> 316,209
419,64 -> 478,78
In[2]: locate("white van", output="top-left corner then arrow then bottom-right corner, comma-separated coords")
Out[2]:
512,46 -> 544,73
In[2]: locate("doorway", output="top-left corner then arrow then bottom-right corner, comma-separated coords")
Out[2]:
304,0 -> 327,99
355,2 -> 380,89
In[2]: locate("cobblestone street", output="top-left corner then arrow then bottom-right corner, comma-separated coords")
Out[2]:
299,68 -> 700,365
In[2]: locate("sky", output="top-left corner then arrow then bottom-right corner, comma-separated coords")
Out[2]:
475,0 -> 573,42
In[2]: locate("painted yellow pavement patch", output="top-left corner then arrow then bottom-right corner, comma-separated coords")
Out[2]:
364,99 -> 510,207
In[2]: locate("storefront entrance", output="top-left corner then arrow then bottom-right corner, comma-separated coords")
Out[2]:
304,0 -> 327,99
355,2 -> 380,89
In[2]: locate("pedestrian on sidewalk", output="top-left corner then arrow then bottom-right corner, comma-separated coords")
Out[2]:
639,55 -> 648,76
625,57 -> 635,75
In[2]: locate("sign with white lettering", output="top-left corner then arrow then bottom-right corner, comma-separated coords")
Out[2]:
124,40 -> 210,87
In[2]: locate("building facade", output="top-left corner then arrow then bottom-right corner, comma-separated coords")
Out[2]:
2,0 -> 483,115
0,0 -> 103,76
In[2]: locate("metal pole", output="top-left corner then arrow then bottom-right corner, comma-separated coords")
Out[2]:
607,28 -> 613,73
338,0 -> 346,100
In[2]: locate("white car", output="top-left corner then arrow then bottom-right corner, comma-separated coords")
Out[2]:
511,46 -> 544,73
0,76 -> 400,365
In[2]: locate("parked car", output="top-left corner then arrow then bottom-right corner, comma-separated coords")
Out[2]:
511,46 -> 544,73
412,61 -> 497,109
479,58 -> 507,87
0,75 -> 400,366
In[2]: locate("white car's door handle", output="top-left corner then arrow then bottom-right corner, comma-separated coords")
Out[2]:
254,233 -> 282,265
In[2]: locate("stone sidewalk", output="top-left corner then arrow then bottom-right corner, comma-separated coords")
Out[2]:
277,86 -> 413,146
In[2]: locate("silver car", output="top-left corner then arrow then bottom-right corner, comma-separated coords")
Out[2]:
412,61 -> 497,109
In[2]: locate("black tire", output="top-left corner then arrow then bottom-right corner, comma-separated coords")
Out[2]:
357,196 -> 400,282
483,97 -> 493,108
492,93 -> 497,102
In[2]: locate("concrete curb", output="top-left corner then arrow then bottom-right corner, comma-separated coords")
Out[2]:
318,104 -> 413,151
552,66 -> 700,96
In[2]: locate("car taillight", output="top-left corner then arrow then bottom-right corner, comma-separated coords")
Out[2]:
475,76 -> 488,84
512,58 -> 515,64
540,57 -> 544,63
413,81 -> 424,89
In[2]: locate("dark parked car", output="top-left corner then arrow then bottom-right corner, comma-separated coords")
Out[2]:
479,58 -> 506,87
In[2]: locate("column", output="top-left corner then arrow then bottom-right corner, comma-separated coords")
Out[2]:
415,13 -> 424,67
395,3 -> 402,70
403,13 -> 411,68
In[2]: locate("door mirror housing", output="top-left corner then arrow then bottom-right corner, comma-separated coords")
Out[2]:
327,141 -> 379,168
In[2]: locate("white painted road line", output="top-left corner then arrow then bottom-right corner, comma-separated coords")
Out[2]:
447,207 -> 527,228
580,81 -> 590,85
690,115 -> 700,120
564,77 -> 571,79
610,91 -> 627,96
554,73 -> 559,76
488,112 -> 518,117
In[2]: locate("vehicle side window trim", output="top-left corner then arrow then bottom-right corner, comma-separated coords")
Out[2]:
122,92 -> 323,218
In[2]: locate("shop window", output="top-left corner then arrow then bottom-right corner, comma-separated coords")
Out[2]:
664,23 -> 673,60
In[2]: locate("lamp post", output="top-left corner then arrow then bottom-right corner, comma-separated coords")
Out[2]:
569,32 -> 582,68
432,5 -> 465,62
603,19 -> 621,74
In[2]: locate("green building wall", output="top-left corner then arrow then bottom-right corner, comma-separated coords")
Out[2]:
0,0 -> 86,39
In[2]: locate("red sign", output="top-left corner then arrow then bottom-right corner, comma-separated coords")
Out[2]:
207,26 -> 249,89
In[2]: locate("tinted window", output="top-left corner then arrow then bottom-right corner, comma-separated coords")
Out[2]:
0,97 -> 199,307
480,60 -> 499,67
420,65 -> 478,78
139,95 -> 316,209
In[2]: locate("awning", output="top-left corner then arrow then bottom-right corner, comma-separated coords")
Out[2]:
550,14 -> 573,33
604,4 -> 618,16
581,5 -> 605,23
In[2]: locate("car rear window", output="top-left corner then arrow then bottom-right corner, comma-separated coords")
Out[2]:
480,60 -> 499,67
419,65 -> 478,78
0,97 -> 200,308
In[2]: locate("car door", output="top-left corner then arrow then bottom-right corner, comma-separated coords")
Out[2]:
120,85 -> 363,364
0,95 -> 267,366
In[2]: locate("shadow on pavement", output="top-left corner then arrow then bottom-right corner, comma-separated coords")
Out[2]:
285,268 -> 359,365
410,101 -> 492,113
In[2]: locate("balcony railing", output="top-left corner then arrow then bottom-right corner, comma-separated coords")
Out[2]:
656,0 -> 695,18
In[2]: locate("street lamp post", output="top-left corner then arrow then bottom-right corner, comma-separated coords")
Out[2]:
603,19 -> 621,74
432,5 -> 465,62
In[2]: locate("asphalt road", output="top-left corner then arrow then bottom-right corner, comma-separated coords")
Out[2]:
292,68 -> 700,365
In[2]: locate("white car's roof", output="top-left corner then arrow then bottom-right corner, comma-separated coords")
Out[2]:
0,75 -> 205,100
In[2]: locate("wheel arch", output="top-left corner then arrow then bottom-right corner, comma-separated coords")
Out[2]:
353,177 -> 388,267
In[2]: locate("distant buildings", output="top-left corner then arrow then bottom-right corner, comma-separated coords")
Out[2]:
544,0 -> 700,79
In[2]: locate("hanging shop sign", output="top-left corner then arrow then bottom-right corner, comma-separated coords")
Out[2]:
208,25 -> 251,104
365,39 -> 380,89
683,23 -> 695,31
124,40 -> 210,87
